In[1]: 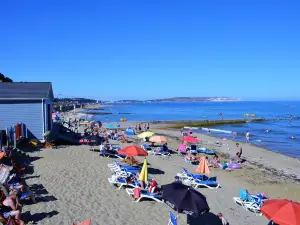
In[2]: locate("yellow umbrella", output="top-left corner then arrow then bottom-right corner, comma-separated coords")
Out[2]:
137,132 -> 155,139
139,158 -> 148,183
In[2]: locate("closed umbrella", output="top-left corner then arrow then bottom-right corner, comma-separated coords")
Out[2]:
182,136 -> 199,143
137,132 -> 155,139
139,158 -> 148,183
118,145 -> 148,157
149,136 -> 168,143
196,157 -> 210,175
162,182 -> 209,217
261,199 -> 300,225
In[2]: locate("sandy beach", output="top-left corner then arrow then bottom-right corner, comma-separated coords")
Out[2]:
20,121 -> 300,225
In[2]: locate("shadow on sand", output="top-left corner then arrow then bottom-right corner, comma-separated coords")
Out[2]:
22,211 -> 59,224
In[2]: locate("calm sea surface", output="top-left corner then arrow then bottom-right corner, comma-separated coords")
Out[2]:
89,101 -> 300,158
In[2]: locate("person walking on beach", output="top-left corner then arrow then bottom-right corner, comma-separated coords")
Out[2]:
144,123 -> 147,132
232,131 -> 237,139
246,131 -> 250,142
147,123 -> 150,131
138,123 -> 142,133
236,143 -> 242,163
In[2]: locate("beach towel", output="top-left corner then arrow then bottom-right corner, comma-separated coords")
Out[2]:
134,187 -> 141,199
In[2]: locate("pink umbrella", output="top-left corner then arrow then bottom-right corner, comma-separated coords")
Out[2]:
182,136 -> 200,143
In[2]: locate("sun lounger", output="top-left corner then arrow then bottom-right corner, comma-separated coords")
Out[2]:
151,147 -> 170,156
108,175 -> 139,189
177,168 -> 214,181
141,144 -> 153,152
168,211 -> 178,225
177,168 -> 220,189
191,179 -> 220,189
126,188 -> 163,203
233,189 -> 263,215
100,150 -> 125,159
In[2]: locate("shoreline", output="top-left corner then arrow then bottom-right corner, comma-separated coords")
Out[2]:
94,120 -> 300,182
154,128 -> 300,183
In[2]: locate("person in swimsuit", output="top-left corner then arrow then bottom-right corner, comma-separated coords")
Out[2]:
2,192 -> 24,225
236,143 -> 242,163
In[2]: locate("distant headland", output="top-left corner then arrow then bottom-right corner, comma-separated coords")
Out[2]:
113,97 -> 241,104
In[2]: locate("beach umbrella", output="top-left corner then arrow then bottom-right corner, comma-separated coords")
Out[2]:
162,182 -> 209,217
118,145 -> 148,157
139,158 -> 148,183
149,136 -> 168,143
187,213 -> 222,225
182,136 -> 199,143
261,199 -> 300,225
196,157 -> 210,175
138,132 -> 155,139
106,124 -> 116,129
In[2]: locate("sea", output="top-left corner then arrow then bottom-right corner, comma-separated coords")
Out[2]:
88,101 -> 300,158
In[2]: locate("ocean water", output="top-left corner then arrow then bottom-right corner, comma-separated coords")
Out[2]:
89,101 -> 300,158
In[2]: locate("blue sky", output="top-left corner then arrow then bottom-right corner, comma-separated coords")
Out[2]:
1,0 -> 299,100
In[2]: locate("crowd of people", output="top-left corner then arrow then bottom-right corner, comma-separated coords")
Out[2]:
0,146 -> 36,225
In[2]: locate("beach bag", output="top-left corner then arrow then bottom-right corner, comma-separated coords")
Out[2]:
134,187 -> 141,199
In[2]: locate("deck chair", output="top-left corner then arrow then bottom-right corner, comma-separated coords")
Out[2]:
108,160 -> 139,170
108,175 -> 139,189
151,147 -> 170,156
168,211 -> 178,225
100,149 -> 125,159
190,145 -> 197,154
191,178 -> 220,189
177,168 -> 214,181
126,188 -> 163,203
141,144 -> 153,152
233,189 -> 262,215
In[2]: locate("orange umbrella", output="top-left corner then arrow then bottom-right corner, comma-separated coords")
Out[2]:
261,199 -> 300,225
196,157 -> 210,175
182,136 -> 199,143
118,145 -> 148,156
149,136 -> 168,143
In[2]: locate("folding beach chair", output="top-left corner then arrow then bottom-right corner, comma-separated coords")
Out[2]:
126,188 -> 163,203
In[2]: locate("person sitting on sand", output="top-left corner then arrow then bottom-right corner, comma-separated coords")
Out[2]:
2,191 -> 25,225
149,180 -> 161,194
173,176 -> 182,184
236,143 -> 242,163
217,213 -> 228,225
210,155 -> 221,168
162,143 -> 168,152
185,150 -> 196,162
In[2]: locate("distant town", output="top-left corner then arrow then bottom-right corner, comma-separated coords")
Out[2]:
53,97 -> 241,109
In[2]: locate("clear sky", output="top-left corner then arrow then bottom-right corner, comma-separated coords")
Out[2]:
1,0 -> 299,100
